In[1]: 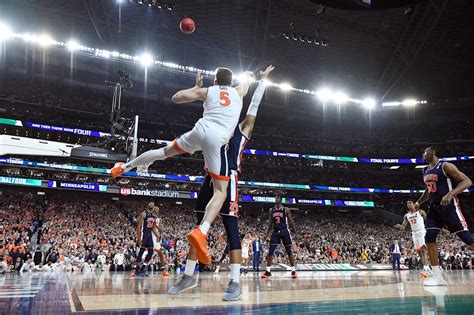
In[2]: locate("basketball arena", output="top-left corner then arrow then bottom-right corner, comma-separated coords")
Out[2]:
0,0 -> 473,314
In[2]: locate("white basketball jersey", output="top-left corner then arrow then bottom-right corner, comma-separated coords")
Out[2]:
406,211 -> 424,232
202,85 -> 242,137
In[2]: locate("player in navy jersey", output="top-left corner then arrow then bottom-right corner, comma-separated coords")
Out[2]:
414,147 -> 473,286
262,194 -> 297,279
133,202 -> 160,277
169,65 -> 274,301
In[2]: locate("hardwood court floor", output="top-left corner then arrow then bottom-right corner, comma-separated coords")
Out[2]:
1,270 -> 473,314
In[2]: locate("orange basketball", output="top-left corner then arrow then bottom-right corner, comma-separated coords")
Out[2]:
180,18 -> 196,34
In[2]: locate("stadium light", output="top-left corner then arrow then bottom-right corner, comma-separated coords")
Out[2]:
66,40 -> 81,51
37,34 -> 55,47
333,91 -> 348,104
0,24 -> 426,110
316,88 -> 332,102
236,72 -> 256,83
279,83 -> 293,91
362,98 -> 376,109
138,53 -> 153,67
0,22 -> 13,41
402,99 -> 417,107
382,101 -> 401,107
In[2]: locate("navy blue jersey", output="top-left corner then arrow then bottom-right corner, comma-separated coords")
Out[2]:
423,161 -> 452,206
271,206 -> 288,230
142,210 -> 157,239
228,125 -> 249,174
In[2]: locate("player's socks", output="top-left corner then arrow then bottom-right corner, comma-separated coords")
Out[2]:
266,266 -> 271,273
230,264 -> 240,283
123,148 -> 166,172
291,266 -> 295,272
214,266 -> 220,274
198,221 -> 211,235
184,259 -> 197,276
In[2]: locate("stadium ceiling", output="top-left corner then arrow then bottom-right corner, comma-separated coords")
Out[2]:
1,0 -> 473,100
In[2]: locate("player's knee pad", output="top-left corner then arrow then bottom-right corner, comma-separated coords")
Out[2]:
456,231 -> 474,245
425,229 -> 440,244
285,244 -> 293,256
223,215 -> 241,251
144,250 -> 153,263
136,248 -> 145,263
268,244 -> 277,256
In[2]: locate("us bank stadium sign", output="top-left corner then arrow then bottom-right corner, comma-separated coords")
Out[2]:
120,187 -> 182,198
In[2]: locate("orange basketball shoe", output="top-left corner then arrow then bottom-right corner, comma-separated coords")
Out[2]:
187,228 -> 211,265
110,163 -> 125,178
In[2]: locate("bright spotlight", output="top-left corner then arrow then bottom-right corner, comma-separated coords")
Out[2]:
66,40 -> 81,51
236,72 -> 256,83
139,53 -> 153,67
0,23 -> 13,41
279,83 -> 293,91
333,91 -> 348,104
38,34 -> 55,47
316,88 -> 332,102
402,99 -> 417,106
362,98 -> 376,109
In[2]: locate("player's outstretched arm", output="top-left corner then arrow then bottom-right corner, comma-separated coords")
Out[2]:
240,65 -> 275,137
441,162 -> 472,206
171,71 -> 208,104
394,216 -> 408,230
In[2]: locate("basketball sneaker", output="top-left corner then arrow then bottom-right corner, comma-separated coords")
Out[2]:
168,274 -> 198,295
261,271 -> 272,279
419,267 -> 432,279
110,162 -> 125,178
187,228 -> 211,265
223,281 -> 241,301
423,274 -> 447,286
291,271 -> 297,279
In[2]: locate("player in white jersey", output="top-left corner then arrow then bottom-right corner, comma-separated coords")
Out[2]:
241,233 -> 253,273
111,68 -> 254,264
395,200 -> 431,277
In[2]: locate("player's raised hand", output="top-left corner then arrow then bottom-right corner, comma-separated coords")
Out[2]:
195,71 -> 204,88
260,65 -> 275,80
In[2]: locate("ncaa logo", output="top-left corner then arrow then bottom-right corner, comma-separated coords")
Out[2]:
120,187 -> 131,196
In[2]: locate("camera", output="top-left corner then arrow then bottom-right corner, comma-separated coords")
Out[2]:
118,70 -> 133,89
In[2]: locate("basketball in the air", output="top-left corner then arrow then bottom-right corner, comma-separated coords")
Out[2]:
180,18 -> 195,34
